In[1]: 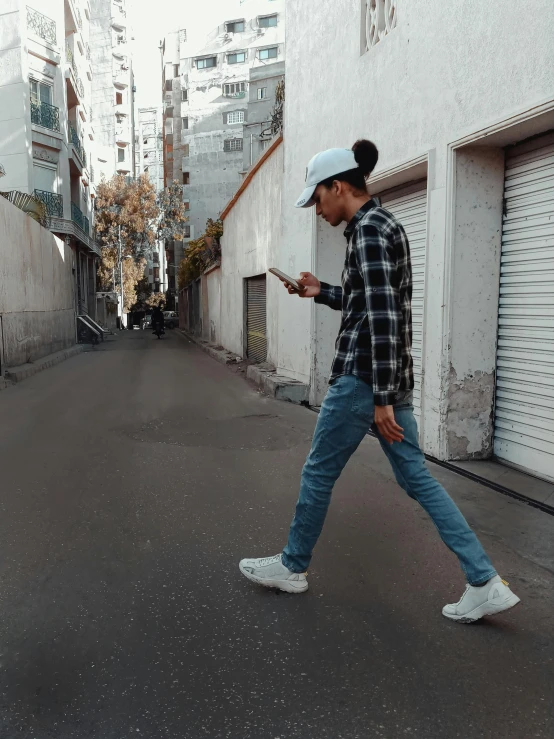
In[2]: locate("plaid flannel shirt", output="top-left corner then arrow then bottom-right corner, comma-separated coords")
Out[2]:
315,197 -> 414,406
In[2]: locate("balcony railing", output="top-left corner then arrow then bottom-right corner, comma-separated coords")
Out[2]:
76,8 -> 82,29
71,201 -> 85,231
27,6 -> 57,46
66,46 -> 85,98
69,123 -> 87,167
86,43 -> 91,60
66,44 -> 78,76
84,215 -> 90,235
33,190 -> 63,218
30,99 -> 60,132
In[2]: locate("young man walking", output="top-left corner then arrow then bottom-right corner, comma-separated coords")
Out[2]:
239,140 -> 520,623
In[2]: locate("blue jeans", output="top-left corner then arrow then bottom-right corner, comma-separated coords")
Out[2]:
282,375 -> 497,586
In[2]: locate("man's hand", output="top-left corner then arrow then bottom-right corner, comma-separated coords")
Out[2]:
374,405 -> 404,444
284,272 -> 320,298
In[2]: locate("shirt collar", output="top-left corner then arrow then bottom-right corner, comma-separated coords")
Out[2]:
343,197 -> 380,240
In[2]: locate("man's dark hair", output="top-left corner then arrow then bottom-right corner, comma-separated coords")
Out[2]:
319,139 -> 379,194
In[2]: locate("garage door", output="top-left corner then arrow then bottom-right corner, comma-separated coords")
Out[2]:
381,183 -> 428,422
494,135 -> 554,481
246,275 -> 267,363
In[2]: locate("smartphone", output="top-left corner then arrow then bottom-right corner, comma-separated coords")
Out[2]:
268,268 -> 305,293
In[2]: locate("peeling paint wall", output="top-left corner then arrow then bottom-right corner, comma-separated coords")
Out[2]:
447,369 -> 496,459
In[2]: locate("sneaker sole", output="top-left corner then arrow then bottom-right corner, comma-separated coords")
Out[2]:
238,563 -> 308,594
442,593 -> 521,623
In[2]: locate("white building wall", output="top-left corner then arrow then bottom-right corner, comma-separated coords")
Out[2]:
281,0 -> 554,460
219,140 -> 283,362
0,195 -> 76,367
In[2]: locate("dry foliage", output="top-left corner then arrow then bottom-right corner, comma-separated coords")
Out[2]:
146,292 -> 166,308
177,218 -> 223,289
96,176 -> 188,312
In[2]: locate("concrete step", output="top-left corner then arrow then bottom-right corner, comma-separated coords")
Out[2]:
247,364 -> 308,404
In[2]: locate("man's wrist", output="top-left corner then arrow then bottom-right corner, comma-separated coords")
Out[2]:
374,392 -> 397,407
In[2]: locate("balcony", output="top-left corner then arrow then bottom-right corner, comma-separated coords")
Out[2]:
113,69 -> 129,89
27,6 -> 57,46
34,190 -> 63,218
71,201 -> 85,230
30,99 -> 61,132
69,123 -> 87,168
115,127 -> 131,145
111,16 -> 126,32
66,45 -> 85,103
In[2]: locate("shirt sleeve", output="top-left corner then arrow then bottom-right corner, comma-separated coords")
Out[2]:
354,222 -> 402,406
314,281 -> 343,311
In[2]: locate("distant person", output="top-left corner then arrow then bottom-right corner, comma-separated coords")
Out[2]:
151,305 -> 165,334
239,139 -> 520,624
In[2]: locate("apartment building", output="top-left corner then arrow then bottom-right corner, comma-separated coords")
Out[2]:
136,106 -> 166,295
90,0 -> 136,182
0,0 -> 100,318
162,0 -> 285,240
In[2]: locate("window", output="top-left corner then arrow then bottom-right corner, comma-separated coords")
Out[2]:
224,138 -> 243,152
182,117 -> 189,130
226,20 -> 245,33
223,82 -> 246,97
118,148 -> 125,162
259,14 -> 278,28
182,89 -> 188,102
196,56 -> 217,69
257,87 -> 267,100
182,144 -> 189,157
33,162 -> 57,193
260,138 -> 271,151
183,225 -> 191,238
154,267 -> 160,280
363,0 -> 398,51
143,138 -> 148,144
226,110 -> 244,124
183,201 -> 190,211
173,64 -> 180,77
259,46 -> 278,60
182,172 -> 189,184
165,79 -> 172,92
116,92 -> 123,105
228,51 -> 246,64
30,79 -> 53,105
144,152 -> 149,158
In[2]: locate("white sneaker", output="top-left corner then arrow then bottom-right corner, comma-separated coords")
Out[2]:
239,554 -> 308,594
442,575 -> 521,623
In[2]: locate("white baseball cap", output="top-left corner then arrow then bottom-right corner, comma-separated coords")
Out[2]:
295,148 -> 358,208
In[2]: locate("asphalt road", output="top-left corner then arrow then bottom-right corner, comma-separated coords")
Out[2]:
0,330 -> 552,739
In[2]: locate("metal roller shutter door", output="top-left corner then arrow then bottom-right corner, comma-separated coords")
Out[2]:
380,185 -> 428,422
246,275 -> 267,363
494,136 -> 554,481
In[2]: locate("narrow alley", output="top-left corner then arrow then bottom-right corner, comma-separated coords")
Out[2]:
0,331 -> 552,739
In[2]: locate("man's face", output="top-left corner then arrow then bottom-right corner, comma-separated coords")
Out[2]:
313,182 -> 345,227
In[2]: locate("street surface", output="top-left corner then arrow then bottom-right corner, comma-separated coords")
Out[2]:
0,330 -> 552,739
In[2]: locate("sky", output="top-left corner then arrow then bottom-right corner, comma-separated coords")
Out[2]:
129,0 -> 241,109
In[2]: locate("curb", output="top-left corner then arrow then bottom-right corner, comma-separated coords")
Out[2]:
3,344 -> 86,385
246,365 -> 309,404
175,329 -> 242,367
175,329 -> 309,404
